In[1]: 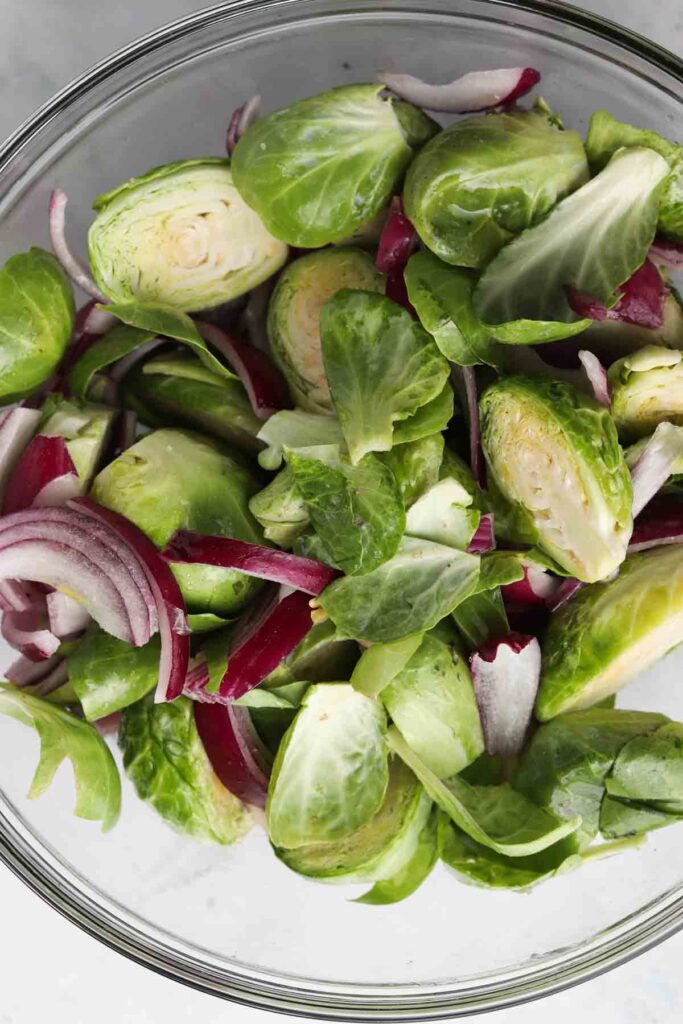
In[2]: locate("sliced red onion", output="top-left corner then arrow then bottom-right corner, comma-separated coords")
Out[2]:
547,577 -> 583,612
629,498 -> 683,553
240,279 -> 276,353
578,350 -> 611,408
467,513 -> 495,553
567,260 -> 668,330
226,93 -> 262,155
2,435 -> 80,515
195,321 -> 291,420
0,505 -> 155,646
470,632 -> 541,757
0,578 -> 46,614
1,608 -> 61,661
48,189 -> 105,302
27,658 -> 69,697
46,590 -> 91,638
0,407 -> 41,499
501,561 -> 561,607
71,498 -> 190,702
162,532 -> 339,596
94,712 -> 121,736
378,66 -> 540,112
630,422 -> 683,518
195,700 -> 270,807
649,237 -> 683,269
376,197 -> 417,275
386,271 -> 416,315
5,652 -> 63,687
79,303 -> 117,337
462,366 -> 486,489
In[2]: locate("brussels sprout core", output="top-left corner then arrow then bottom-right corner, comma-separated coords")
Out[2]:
610,346 -> 683,440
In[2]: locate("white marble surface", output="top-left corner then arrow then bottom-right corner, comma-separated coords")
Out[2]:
0,1 -> 682,1021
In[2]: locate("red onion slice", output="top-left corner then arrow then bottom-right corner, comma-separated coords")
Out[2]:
26,658 -> 69,697
470,632 -> 541,757
630,422 -> 683,518
0,578 -> 45,614
226,93 -> 262,155
378,66 -> 540,112
629,498 -> 683,553
547,577 -> 583,612
195,700 -> 270,807
578,350 -> 611,408
2,435 -> 80,515
649,237 -> 683,268
462,366 -> 486,489
94,712 -> 122,736
0,407 -> 41,499
46,590 -> 91,638
1,608 -> 61,661
501,561 -> 561,607
71,498 -> 190,702
567,260 -> 668,330
48,189 -> 105,301
5,652 -> 64,687
162,532 -> 339,596
195,321 -> 291,419
467,513 -> 495,553
376,197 -> 417,275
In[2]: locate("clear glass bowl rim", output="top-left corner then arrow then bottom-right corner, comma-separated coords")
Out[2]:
0,0 -> 681,1018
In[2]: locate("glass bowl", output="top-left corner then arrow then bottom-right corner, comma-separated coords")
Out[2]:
0,1 -> 681,1018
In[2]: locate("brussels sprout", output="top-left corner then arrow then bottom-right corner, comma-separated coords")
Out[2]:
480,376 -> 633,582
88,159 -> 287,311
585,109 -> 683,241
355,807 -> 438,905
267,683 -> 389,849
0,685 -> 120,831
382,635 -> 484,778
119,694 -> 250,843
405,476 -> 480,550
474,148 -> 669,341
609,346 -> 683,440
91,428 -> 264,614
0,248 -> 74,399
231,85 -> 437,247
68,630 -> 160,721
256,410 -> 344,470
403,110 -> 588,269
276,757 -> 431,884
537,546 -> 683,718
39,396 -> 115,487
248,466 -> 310,548
514,709 -> 669,846
599,794 -> 681,838
267,248 -> 384,413
351,633 -> 424,699
605,722 -> 683,804
377,434 -> 444,507
126,354 -> 262,451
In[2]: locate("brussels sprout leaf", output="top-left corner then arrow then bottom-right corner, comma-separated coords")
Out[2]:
68,630 -> 160,721
355,806 -> 439,905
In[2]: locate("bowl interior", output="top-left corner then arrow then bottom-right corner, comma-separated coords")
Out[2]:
0,1 -> 681,1017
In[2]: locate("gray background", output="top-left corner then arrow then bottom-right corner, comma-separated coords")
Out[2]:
0,1 -> 681,1021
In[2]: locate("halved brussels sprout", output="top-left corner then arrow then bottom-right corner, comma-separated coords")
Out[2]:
382,634 -> 484,778
119,694 -> 251,843
39,396 -> 115,487
609,346 -> 683,440
403,109 -> 588,269
276,757 -> 431,883
88,159 -> 288,311
248,466 -> 310,548
0,248 -> 74,400
232,85 -> 437,247
480,376 -> 632,582
537,546 -> 683,718
267,248 -> 384,413
266,683 -> 389,849
91,428 -> 264,614
126,353 -> 262,451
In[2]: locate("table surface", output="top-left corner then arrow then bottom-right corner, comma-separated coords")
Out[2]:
0,1 -> 681,1021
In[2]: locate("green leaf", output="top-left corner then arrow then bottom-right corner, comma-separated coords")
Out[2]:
105,301 -> 239,381
320,290 -> 450,463
377,434 -> 444,508
231,85 -> 437,247
356,806 -> 438,905
260,619 -> 358,690
119,695 -> 250,843
404,109 -> 588,269
382,635 -> 484,778
405,252 -> 500,366
405,476 -> 480,550
266,683 -> 389,848
599,793 -> 682,839
605,722 -> 683,803
257,410 -> 345,470
0,247 -> 74,399
39,396 -> 115,487
0,685 -> 120,831
388,727 -> 580,857
68,324 -> 155,400
68,630 -> 160,721
474,147 -> 669,335
585,109 -> 683,241
351,633 -> 424,698
249,466 -> 310,549
391,383 -> 454,445
513,709 -> 668,847
287,446 -> 405,575
452,589 -> 510,649
187,612 -> 232,634
318,537 -> 480,643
